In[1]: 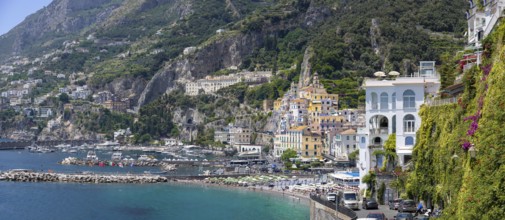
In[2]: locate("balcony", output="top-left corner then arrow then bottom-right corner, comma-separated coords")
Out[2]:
370,128 -> 388,135
369,144 -> 383,149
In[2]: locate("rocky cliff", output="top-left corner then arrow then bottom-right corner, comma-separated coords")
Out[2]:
137,32 -> 265,106
0,0 -> 119,60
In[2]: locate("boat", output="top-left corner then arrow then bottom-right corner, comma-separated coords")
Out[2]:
95,141 -> 119,150
138,155 -> 149,161
111,152 -> 122,161
68,149 -> 78,153
86,151 -> 98,160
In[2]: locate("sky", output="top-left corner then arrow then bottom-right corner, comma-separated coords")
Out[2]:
0,0 -> 53,35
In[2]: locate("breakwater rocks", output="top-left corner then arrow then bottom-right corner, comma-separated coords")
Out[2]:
0,170 -> 168,184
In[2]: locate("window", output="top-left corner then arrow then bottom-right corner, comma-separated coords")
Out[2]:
361,137 -> 366,143
371,92 -> 378,109
305,145 -> 308,150
373,137 -> 381,145
392,92 -> 396,109
314,152 -> 317,155
347,145 -> 349,149
347,136 -> 350,140
392,115 -> 397,133
305,152 -> 308,156
380,92 -> 388,109
403,90 -> 416,109
405,136 -> 414,145
404,114 -> 416,132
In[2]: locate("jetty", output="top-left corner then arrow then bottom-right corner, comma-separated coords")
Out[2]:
0,170 -> 168,184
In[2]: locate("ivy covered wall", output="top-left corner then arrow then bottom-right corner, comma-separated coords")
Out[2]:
407,22 -> 505,219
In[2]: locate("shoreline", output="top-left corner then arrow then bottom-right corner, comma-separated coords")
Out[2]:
173,179 -> 311,204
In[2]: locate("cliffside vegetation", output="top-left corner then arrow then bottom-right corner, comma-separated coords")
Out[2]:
407,22 -> 505,219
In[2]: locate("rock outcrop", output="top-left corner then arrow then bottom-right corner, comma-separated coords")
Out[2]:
137,32 -> 265,106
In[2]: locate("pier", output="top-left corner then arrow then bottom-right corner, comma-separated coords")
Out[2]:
0,139 -> 98,150
0,170 -> 168,184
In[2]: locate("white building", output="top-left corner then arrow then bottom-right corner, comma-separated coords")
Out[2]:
357,61 -> 440,189
332,128 -> 357,159
466,0 -> 505,48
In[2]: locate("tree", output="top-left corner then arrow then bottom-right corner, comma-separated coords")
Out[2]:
378,182 -> 386,205
281,148 -> 297,163
59,93 -> 70,104
362,171 -> 377,197
372,134 -> 397,172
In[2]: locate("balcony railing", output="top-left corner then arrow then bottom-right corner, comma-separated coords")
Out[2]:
370,128 -> 388,135
425,97 -> 457,107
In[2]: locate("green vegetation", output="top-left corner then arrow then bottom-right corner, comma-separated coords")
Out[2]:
281,148 -> 297,163
372,134 -> 397,172
75,108 -> 133,136
407,22 -> 505,218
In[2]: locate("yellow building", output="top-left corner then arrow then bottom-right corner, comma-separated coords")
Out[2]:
273,98 -> 282,111
311,115 -> 345,132
302,130 -> 323,160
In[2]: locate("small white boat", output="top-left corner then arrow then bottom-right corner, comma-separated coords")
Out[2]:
111,152 -> 122,161
86,151 -> 98,160
138,155 -> 149,161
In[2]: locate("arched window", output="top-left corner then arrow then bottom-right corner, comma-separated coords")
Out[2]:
371,92 -> 378,110
403,90 -> 416,109
373,137 -> 381,145
380,92 -> 388,110
404,114 -> 416,133
392,92 -> 396,110
405,136 -> 414,146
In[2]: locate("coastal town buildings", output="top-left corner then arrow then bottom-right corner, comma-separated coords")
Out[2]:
466,0 -> 505,48
357,61 -> 440,189
185,71 -> 271,96
273,73 -> 342,161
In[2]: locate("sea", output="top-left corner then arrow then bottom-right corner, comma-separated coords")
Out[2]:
0,150 -> 310,220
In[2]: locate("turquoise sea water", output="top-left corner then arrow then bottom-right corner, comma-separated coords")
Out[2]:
0,150 -> 309,220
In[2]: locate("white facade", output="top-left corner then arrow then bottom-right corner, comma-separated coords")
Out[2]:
357,62 -> 440,189
467,0 -> 505,47
333,129 -> 358,158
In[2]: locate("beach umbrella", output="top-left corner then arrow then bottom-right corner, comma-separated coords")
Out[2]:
374,71 -> 386,77
388,71 -> 400,76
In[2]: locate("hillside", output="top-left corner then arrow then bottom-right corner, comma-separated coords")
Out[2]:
407,22 -> 505,218
0,0 -> 468,141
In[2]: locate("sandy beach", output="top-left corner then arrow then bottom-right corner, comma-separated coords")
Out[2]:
174,178 -> 314,204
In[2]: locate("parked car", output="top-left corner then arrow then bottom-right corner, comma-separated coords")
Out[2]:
366,212 -> 387,220
394,212 -> 414,220
362,198 -> 379,210
341,191 -> 359,210
327,193 -> 337,202
389,199 -> 402,210
398,199 -> 417,213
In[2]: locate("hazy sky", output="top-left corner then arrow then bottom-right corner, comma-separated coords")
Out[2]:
0,0 -> 53,35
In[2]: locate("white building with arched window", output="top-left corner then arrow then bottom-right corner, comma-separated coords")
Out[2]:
357,61 -> 440,189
